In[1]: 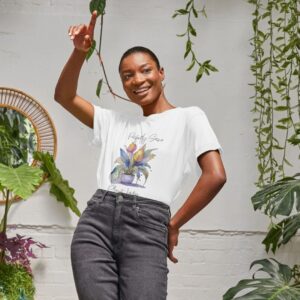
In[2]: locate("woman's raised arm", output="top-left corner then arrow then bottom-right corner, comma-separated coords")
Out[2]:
54,10 -> 98,129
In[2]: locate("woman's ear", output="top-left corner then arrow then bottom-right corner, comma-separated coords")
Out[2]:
159,67 -> 165,81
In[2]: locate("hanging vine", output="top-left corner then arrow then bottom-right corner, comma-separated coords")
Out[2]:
249,0 -> 300,189
224,1 -> 300,298
172,0 -> 219,82
87,0 -> 219,101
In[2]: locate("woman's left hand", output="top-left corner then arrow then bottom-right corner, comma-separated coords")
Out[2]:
167,221 -> 179,263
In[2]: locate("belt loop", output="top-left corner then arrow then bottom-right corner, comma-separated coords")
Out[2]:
101,189 -> 109,202
116,192 -> 124,202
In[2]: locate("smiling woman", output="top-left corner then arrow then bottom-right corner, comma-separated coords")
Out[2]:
118,48 -> 175,116
54,9 -> 226,300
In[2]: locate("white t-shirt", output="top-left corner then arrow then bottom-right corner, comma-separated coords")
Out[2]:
91,104 -> 223,207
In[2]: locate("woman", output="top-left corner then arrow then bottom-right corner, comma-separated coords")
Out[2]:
54,10 -> 226,300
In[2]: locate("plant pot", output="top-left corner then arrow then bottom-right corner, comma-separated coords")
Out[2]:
121,174 -> 134,184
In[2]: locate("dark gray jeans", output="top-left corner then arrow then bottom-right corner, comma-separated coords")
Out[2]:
70,189 -> 171,300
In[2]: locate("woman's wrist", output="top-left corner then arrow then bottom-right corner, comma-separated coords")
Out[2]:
73,47 -> 89,56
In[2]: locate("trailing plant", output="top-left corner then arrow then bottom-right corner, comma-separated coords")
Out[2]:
248,0 -> 300,251
172,0 -> 218,82
224,0 -> 300,299
249,0 -> 300,188
85,0 -> 218,101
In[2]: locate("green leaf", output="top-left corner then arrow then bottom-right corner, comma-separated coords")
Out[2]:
274,105 -> 288,111
0,163 -> 43,199
176,32 -> 186,37
200,6 -> 207,18
89,0 -> 106,16
196,66 -> 204,82
85,39 -> 96,62
33,151 -> 81,217
206,63 -> 218,72
223,258 -> 300,300
185,0 -> 193,10
263,214 -> 300,253
188,22 -> 197,37
251,174 -> 300,217
176,9 -> 189,15
186,59 -> 196,71
184,40 -> 192,58
96,79 -> 103,98
192,7 -> 198,18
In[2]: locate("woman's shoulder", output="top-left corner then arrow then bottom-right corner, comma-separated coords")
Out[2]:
182,105 -> 206,118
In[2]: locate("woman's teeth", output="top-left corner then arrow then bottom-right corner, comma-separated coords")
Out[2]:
134,87 -> 150,94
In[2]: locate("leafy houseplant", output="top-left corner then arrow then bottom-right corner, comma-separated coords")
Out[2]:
0,151 -> 81,299
223,0 -> 300,298
0,108 -> 80,299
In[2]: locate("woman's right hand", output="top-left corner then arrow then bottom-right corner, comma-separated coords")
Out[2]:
68,10 -> 98,53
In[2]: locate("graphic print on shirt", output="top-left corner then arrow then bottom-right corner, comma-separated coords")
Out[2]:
109,131 -> 163,189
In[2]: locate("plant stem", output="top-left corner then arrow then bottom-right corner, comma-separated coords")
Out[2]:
95,12 -> 131,102
0,189 -> 10,263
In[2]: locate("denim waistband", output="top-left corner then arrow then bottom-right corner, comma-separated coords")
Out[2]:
94,188 -> 170,211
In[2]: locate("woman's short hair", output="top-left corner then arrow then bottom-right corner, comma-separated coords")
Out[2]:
118,46 -> 161,72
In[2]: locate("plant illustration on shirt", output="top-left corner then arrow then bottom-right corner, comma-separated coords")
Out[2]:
110,142 -> 157,187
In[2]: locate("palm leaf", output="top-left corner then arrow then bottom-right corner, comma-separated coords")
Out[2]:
0,163 -> 43,199
33,151 -> 81,217
223,258 -> 300,300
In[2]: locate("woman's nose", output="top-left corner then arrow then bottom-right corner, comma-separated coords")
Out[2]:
132,74 -> 145,85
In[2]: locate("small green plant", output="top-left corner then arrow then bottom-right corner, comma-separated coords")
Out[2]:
0,263 -> 35,300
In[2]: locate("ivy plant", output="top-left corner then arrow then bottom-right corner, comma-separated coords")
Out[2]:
224,0 -> 300,298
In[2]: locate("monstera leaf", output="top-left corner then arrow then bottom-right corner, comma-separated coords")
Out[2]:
252,174 -> 300,253
0,163 -> 43,199
263,213 -> 300,253
33,151 -> 81,217
252,173 -> 300,217
223,258 -> 300,300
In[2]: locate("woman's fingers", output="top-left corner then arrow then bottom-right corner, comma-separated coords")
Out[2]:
168,244 -> 178,263
87,10 -> 98,37
168,229 -> 179,263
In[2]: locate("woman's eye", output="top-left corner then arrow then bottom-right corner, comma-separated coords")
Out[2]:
124,74 -> 132,80
143,69 -> 151,73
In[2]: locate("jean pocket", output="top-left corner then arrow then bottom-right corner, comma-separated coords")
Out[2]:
134,205 -> 169,233
86,194 -> 105,209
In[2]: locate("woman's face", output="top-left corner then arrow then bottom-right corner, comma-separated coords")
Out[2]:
119,52 -> 165,106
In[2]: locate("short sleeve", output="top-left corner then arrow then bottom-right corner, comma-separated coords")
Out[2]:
91,104 -> 114,147
186,107 -> 223,161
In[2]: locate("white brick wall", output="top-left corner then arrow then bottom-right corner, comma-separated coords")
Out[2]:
7,226 -> 300,300
1,1 -> 299,299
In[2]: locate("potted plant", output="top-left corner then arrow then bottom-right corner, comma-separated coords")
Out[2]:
0,102 -> 80,299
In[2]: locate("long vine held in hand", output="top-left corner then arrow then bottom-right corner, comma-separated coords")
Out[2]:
172,0 -> 218,82
86,0 -> 131,102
